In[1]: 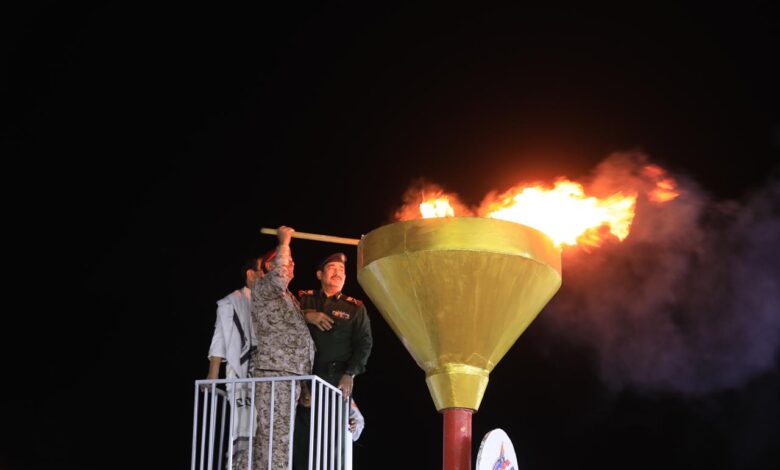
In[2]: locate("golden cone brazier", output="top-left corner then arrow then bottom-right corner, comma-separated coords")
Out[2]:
357,217 -> 562,470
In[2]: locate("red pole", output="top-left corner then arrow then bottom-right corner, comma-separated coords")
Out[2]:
443,408 -> 473,470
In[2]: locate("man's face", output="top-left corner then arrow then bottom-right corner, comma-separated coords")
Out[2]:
317,261 -> 346,293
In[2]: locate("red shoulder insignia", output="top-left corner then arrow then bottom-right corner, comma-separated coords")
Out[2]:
343,295 -> 363,306
298,289 -> 315,298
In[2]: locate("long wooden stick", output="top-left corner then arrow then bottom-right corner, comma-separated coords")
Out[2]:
260,228 -> 361,246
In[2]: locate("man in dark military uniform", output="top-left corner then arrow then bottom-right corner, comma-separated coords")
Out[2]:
293,252 -> 372,469
300,252 -> 372,392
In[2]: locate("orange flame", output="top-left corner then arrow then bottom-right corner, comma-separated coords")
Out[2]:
419,196 -> 456,218
396,160 -> 680,249
395,181 -> 473,221
644,165 -> 679,203
479,180 -> 636,247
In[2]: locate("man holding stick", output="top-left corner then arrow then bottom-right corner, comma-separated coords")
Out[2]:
236,225 -> 316,470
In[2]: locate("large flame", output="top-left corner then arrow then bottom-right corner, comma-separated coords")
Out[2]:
394,161 -> 679,248
480,180 -> 636,247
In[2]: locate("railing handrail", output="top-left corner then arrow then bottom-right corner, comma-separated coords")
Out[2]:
195,375 -> 343,396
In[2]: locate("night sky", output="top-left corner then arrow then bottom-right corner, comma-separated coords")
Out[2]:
3,3 -> 780,470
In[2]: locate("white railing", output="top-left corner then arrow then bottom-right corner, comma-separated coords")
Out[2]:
192,375 -> 352,470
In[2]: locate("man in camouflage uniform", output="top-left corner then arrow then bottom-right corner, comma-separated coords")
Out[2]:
236,226 -> 315,470
293,252 -> 372,469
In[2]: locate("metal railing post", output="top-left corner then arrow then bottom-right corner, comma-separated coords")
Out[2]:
192,383 -> 200,470
288,379 -> 296,470
248,381 -> 256,470
337,397 -> 343,470
200,387 -> 210,470
228,383 -> 237,470
218,392 -> 227,470
268,381 -> 276,470
308,379 -> 316,470
208,383 -> 218,470
316,381 -> 323,470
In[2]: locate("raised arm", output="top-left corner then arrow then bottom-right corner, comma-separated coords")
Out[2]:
253,226 -> 296,300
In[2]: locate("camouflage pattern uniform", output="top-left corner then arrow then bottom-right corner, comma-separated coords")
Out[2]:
235,244 -> 315,470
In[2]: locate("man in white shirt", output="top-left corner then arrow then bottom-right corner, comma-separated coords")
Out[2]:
205,255 -> 263,465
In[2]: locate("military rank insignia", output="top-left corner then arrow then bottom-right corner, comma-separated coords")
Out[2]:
331,310 -> 351,320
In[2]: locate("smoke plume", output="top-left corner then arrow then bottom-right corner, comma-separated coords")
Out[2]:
544,152 -> 780,395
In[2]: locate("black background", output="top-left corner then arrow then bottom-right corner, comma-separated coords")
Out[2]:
3,3 -> 779,469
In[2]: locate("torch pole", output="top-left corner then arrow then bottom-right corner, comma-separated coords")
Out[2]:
443,408 -> 472,470
259,228 -> 360,246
